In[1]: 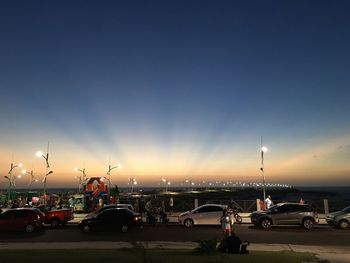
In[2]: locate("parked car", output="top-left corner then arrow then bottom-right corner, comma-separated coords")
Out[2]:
0,208 -> 45,233
85,204 -> 134,218
78,208 -> 142,233
325,206 -> 350,229
36,205 -> 74,228
178,204 -> 227,228
250,202 -> 318,230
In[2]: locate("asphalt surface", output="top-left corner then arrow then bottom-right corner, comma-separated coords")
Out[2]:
0,224 -> 348,246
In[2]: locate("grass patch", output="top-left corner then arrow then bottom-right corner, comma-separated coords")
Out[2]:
0,249 -> 317,263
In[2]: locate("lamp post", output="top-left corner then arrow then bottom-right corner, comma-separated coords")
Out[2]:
260,137 -> 268,201
128,178 -> 137,193
74,167 -> 88,192
36,142 -> 51,205
22,169 -> 38,191
106,163 -> 119,194
5,162 -> 23,205
162,178 -> 171,193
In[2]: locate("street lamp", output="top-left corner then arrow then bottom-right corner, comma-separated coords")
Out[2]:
74,167 -> 88,192
42,170 -> 53,201
106,163 -> 119,194
36,142 -> 51,205
260,137 -> 268,201
162,178 -> 171,193
5,162 -> 23,205
22,169 -> 38,191
128,178 -> 137,193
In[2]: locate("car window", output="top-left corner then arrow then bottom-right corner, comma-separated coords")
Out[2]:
300,205 -> 314,212
341,206 -> 350,213
15,210 -> 29,218
276,205 -> 293,213
0,211 -> 12,220
97,209 -> 116,219
197,206 -> 223,213
288,205 -> 304,212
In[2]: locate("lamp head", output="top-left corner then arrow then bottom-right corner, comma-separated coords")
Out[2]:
36,151 -> 43,157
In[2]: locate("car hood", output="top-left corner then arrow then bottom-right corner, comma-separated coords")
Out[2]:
251,211 -> 268,216
327,211 -> 346,218
179,211 -> 191,217
85,212 -> 97,219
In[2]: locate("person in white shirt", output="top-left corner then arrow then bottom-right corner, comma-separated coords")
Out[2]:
265,195 -> 273,209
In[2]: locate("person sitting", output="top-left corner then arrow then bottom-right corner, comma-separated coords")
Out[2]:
218,233 -> 250,254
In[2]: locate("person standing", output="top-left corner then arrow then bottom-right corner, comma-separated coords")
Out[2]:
98,196 -> 104,208
169,196 -> 174,215
299,197 -> 305,204
265,195 -> 273,209
220,209 -> 232,237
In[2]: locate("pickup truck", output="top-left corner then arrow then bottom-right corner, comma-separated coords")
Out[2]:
36,205 -> 74,227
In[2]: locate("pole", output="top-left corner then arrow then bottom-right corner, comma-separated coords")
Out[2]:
261,136 -> 266,201
44,141 -> 50,205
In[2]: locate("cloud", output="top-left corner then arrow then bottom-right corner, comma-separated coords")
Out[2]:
338,144 -> 350,150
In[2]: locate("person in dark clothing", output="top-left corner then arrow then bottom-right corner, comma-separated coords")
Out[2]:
218,233 -> 250,254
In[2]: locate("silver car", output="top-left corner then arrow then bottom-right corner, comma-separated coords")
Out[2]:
326,206 -> 350,229
178,204 -> 227,228
250,202 -> 318,230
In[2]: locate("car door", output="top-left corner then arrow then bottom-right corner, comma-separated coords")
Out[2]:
272,205 -> 293,225
12,210 -> 29,231
0,211 -> 13,231
192,205 -> 223,225
287,205 -> 304,224
94,209 -> 117,231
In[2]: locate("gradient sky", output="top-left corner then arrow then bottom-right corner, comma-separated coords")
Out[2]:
1,0 -> 350,188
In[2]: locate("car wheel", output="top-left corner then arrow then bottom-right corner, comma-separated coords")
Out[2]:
51,218 -> 60,228
25,224 -> 35,233
302,218 -> 314,230
338,219 -> 349,229
82,225 -> 91,233
121,225 -> 129,233
184,219 -> 194,228
260,218 -> 272,229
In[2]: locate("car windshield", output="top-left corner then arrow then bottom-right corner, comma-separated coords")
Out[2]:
341,206 -> 350,213
266,205 -> 278,212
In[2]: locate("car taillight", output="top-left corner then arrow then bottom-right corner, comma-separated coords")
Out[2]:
133,216 -> 141,222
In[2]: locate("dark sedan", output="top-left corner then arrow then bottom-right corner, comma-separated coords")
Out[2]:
78,208 -> 142,233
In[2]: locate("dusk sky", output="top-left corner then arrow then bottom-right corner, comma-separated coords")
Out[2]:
1,1 -> 350,188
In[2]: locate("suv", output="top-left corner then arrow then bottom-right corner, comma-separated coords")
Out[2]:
250,202 -> 318,230
325,206 -> 350,229
0,208 -> 45,233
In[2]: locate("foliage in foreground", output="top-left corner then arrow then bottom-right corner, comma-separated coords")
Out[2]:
0,249 -> 318,263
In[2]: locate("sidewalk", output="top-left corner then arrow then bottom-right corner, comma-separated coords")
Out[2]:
0,241 -> 348,262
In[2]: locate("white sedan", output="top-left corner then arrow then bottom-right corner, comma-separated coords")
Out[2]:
178,204 -> 227,227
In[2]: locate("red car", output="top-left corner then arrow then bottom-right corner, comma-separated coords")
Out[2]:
0,208 -> 45,233
36,205 -> 74,227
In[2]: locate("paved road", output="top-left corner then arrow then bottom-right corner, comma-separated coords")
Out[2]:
0,224 -> 348,246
